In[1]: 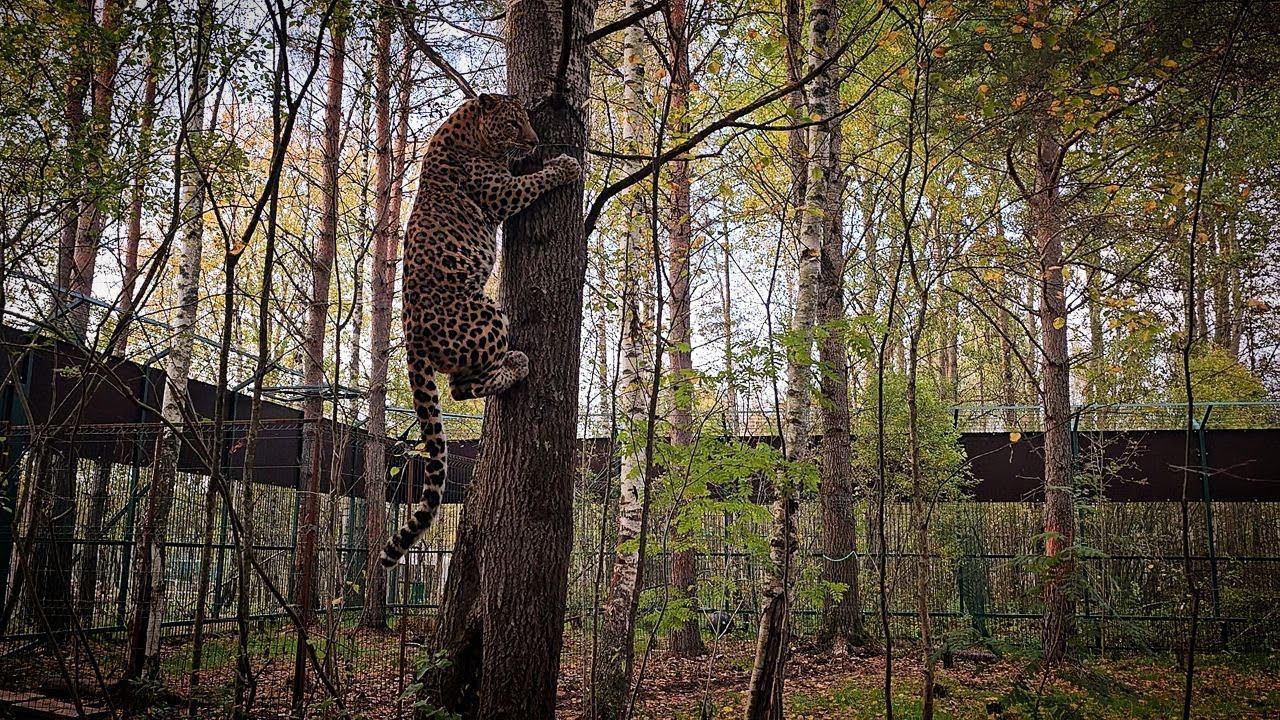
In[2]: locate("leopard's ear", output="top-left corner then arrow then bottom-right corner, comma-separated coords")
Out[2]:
477,93 -> 499,110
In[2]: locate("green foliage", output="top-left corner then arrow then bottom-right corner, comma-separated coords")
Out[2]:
403,650 -> 462,720
1167,342 -> 1268,404
851,372 -> 970,498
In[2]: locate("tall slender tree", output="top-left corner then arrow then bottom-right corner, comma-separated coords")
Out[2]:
125,0 -> 214,681
593,0 -> 655,713
360,12 -> 398,630
747,0 -> 837,713
296,0 -> 347,627
663,0 -> 707,660
1023,0 -> 1075,666
815,121 -> 865,653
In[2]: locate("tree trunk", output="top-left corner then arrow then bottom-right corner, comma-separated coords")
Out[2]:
70,0 -> 124,334
296,10 -> 345,630
75,461 -> 110,623
1084,242 -> 1105,404
69,0 -> 126,630
1223,220 -> 1243,357
119,40 -> 160,356
907,328 -> 935,720
32,0 -> 95,639
746,0 -> 834,713
29,440 -> 76,637
55,0 -> 92,312
1031,104 -> 1075,667
427,1 -> 596,716
360,13 -> 397,630
124,0 -> 212,681
663,0 -> 707,661
592,1 -> 653,713
815,121 -> 864,653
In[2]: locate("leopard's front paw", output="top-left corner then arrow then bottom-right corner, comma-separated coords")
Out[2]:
545,154 -> 582,185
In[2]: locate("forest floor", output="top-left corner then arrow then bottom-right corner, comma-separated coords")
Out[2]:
554,639 -> 1280,720
1,631 -> 1277,718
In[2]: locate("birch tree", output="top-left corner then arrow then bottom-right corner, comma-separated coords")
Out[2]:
746,0 -> 836,713
125,0 -> 213,681
593,0 -> 654,713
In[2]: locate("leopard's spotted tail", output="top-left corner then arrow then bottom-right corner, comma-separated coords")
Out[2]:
379,366 -> 447,568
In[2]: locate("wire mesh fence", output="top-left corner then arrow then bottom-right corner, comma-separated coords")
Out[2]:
0,420 -> 1277,717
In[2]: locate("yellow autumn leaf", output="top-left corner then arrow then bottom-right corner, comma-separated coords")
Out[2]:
1101,39 -> 1116,53
1053,316 -> 1066,329
1162,57 -> 1179,68
978,83 -> 989,94
1105,184 -> 1120,194
983,41 -> 994,52
1030,34 -> 1043,49
1010,432 -> 1022,443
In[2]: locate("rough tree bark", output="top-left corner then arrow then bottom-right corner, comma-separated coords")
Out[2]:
663,0 -> 708,660
1029,76 -> 1076,667
815,122 -> 865,653
124,0 -> 212,680
427,0 -> 596,716
32,0 -> 96,638
70,0 -> 123,330
296,6 -> 346,628
360,13 -> 398,630
54,0 -> 92,307
746,0 -> 835,713
119,21 -> 161,355
592,0 -> 653,713
71,0 -> 128,629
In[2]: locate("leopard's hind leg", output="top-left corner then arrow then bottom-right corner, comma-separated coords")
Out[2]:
444,293 -> 529,400
450,349 -> 529,400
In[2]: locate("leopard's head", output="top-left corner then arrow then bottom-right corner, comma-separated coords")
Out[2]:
475,93 -> 539,159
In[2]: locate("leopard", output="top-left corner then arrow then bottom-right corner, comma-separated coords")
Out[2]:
379,93 -> 581,568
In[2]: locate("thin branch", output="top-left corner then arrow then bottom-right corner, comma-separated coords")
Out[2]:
584,6 -> 890,237
389,0 -> 477,98
579,0 -> 666,46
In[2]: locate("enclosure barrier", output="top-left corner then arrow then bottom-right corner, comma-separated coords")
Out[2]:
0,413 -> 1276,717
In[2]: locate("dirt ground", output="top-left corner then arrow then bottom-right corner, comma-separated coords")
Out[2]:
555,639 -> 1280,719
1,632 -> 1277,719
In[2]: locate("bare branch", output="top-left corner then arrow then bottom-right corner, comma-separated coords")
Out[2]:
579,0 -> 666,46
389,0 -> 477,98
